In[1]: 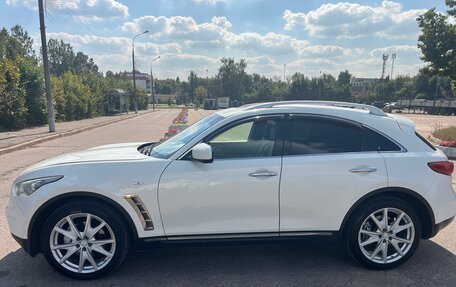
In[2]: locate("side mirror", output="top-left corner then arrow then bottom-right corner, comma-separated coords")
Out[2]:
191,143 -> 213,163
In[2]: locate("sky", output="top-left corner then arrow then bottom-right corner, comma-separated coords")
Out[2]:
0,0 -> 451,80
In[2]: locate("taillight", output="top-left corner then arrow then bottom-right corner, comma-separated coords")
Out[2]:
428,161 -> 454,176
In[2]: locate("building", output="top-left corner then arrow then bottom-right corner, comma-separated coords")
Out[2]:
151,94 -> 176,104
350,77 -> 379,98
124,71 -> 151,91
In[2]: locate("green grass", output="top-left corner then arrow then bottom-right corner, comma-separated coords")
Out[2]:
433,126 -> 456,141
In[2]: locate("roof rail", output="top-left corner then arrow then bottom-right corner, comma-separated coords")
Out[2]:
242,101 -> 387,116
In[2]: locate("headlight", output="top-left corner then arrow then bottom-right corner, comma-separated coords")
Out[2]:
14,176 -> 63,196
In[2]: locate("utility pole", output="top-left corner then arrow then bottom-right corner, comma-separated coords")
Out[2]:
381,53 -> 389,80
150,67 -> 155,111
132,42 -> 137,114
433,77 -> 439,115
206,69 -> 209,99
38,0 -> 55,132
131,30 -> 148,114
150,56 -> 160,111
390,53 -> 396,79
282,64 -> 287,101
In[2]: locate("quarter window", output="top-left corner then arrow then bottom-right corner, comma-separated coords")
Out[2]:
364,128 -> 402,152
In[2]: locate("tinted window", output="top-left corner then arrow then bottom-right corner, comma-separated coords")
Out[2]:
364,128 -> 402,151
288,117 -> 363,155
207,118 -> 281,159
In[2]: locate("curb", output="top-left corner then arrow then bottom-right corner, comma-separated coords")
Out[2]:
0,110 -> 155,156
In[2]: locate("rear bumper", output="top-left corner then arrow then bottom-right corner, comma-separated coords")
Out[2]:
430,216 -> 455,238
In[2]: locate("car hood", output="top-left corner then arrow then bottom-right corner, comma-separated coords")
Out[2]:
25,142 -> 150,172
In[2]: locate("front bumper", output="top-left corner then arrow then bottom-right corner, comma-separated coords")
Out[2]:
5,194 -> 32,240
11,233 -> 34,256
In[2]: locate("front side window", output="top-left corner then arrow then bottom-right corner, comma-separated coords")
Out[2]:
288,117 -> 363,155
207,118 -> 282,159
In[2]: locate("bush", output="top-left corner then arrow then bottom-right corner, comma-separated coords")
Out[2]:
0,58 -> 26,130
19,57 -> 47,126
433,126 -> 456,143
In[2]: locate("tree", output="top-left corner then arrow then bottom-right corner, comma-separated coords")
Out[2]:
47,39 -> 76,76
288,73 -> 310,100
417,5 -> 456,80
10,25 -> 35,58
19,57 -> 47,125
0,58 -> 26,130
73,51 -> 99,76
188,71 -> 197,102
446,0 -> 456,16
195,85 -> 207,103
251,75 -> 274,102
336,70 -> 352,101
217,58 -> 248,100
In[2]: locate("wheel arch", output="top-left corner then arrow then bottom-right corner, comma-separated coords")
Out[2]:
339,187 -> 436,239
27,191 -> 138,256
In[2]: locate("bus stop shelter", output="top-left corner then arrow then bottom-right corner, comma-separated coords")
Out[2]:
106,89 -> 128,114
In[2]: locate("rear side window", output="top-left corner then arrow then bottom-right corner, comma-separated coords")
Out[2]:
288,117 -> 363,155
415,132 -> 437,151
364,128 -> 402,152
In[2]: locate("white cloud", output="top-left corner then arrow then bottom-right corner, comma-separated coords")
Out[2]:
46,32 -> 181,60
283,0 -> 425,39
298,45 -> 355,58
192,0 -> 227,4
41,9 -> 425,79
122,15 -> 231,43
6,0 -> 128,19
44,32 -> 218,78
122,15 -> 309,61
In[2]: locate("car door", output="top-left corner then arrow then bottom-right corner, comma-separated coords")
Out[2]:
279,114 -> 389,232
158,115 -> 284,236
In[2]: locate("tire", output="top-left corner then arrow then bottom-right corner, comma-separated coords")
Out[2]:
346,197 -> 421,269
40,200 -> 130,279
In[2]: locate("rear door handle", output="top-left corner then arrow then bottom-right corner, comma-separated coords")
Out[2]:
349,167 -> 377,173
249,170 -> 277,177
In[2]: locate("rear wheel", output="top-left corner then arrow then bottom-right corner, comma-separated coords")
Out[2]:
40,200 -> 130,279
347,197 -> 421,269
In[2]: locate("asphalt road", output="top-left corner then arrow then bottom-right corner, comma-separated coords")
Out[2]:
0,110 -> 455,286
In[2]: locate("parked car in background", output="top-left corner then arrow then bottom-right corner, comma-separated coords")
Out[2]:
7,101 -> 456,279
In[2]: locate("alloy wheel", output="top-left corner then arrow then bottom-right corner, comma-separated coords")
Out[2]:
358,207 -> 415,264
49,213 -> 116,274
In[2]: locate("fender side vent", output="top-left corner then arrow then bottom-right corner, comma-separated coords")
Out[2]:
123,194 -> 154,230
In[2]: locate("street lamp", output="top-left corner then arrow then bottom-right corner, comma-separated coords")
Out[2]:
132,30 -> 149,114
150,55 -> 161,111
206,69 -> 209,99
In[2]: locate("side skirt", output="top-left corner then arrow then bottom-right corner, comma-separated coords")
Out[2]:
135,231 -> 337,248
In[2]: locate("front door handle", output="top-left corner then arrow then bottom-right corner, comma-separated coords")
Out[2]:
249,170 -> 277,177
349,167 -> 377,173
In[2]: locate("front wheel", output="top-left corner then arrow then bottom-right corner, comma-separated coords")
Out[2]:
347,197 -> 421,269
40,200 -> 130,279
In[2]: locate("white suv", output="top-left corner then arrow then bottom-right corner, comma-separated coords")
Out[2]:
6,101 -> 456,279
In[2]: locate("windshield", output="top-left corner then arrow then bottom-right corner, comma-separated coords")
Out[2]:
150,113 -> 224,159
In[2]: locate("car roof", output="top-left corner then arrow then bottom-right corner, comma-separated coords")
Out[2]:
216,101 -> 387,119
